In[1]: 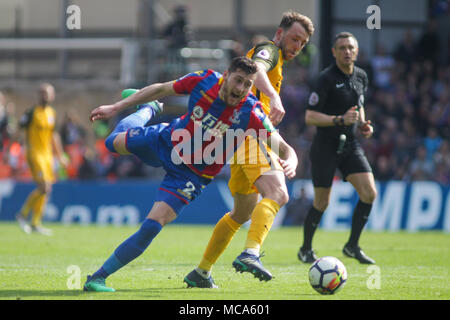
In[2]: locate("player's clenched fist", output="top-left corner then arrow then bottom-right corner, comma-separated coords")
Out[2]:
359,120 -> 373,138
279,158 -> 298,179
268,95 -> 285,126
343,106 -> 359,125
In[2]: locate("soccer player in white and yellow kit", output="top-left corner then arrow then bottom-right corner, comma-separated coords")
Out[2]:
184,11 -> 315,287
16,83 -> 67,235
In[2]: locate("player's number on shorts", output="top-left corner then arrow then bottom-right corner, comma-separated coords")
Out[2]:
182,182 -> 196,198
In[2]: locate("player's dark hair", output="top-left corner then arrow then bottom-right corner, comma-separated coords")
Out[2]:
228,56 -> 258,75
279,10 -> 315,37
333,32 -> 358,48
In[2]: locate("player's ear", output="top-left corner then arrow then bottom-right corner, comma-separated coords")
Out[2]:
222,69 -> 229,80
274,28 -> 283,43
331,47 -> 336,58
354,46 -> 359,61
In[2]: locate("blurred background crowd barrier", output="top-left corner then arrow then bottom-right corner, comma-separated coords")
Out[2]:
0,179 -> 448,230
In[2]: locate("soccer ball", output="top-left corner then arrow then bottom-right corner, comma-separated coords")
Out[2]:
308,256 -> 347,295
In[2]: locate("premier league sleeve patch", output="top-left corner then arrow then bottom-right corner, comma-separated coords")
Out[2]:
308,92 -> 319,106
255,49 -> 271,60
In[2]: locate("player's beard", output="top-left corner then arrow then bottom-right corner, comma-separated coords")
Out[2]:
279,37 -> 299,61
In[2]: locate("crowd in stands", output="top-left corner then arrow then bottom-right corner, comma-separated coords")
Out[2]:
0,25 -> 448,185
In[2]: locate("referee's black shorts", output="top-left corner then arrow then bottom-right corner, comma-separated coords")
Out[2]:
309,137 -> 372,188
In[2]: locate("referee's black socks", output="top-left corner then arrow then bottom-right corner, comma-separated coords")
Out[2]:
301,206 -> 324,250
347,200 -> 372,247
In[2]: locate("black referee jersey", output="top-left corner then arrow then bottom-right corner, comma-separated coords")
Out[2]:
307,63 -> 368,145
306,63 -> 372,187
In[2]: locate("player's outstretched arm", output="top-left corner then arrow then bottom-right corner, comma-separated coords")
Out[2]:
90,81 -> 176,122
267,131 -> 298,179
253,61 -> 285,126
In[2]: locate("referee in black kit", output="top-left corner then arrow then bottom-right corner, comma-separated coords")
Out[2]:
298,32 -> 377,264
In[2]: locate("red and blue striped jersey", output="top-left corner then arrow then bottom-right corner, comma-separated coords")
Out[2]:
167,69 -> 275,178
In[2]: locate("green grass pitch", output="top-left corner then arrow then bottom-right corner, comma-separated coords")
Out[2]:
0,222 -> 448,300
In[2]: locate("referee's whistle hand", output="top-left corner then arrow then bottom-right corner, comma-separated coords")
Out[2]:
343,106 -> 360,125
359,120 -> 373,138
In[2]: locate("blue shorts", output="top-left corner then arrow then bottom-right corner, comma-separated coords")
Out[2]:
125,123 -> 211,214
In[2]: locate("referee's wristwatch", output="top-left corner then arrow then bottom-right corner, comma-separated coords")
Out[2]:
333,115 -> 344,126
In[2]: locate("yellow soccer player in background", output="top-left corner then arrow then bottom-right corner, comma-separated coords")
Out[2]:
16,83 -> 67,235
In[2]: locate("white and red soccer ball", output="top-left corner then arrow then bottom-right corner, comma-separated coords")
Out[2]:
308,256 -> 347,295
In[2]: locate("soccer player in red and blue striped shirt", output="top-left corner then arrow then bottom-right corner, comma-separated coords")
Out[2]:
83,57 -> 298,292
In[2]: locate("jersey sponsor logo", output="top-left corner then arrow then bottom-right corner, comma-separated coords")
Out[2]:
190,106 -> 231,137
309,92 -> 319,106
255,49 -> 270,60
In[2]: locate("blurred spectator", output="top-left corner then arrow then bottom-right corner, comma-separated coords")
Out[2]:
409,145 -> 434,180
78,148 -> 98,180
0,92 -> 8,151
394,31 -> 417,71
285,187 -> 312,226
229,35 -> 246,59
163,5 -> 191,49
374,155 -> 396,181
60,109 -> 86,146
356,50 -> 374,85
0,93 -> 18,152
371,44 -> 395,89
375,131 -> 395,159
432,141 -> 450,184
417,20 -> 440,66
392,132 -> 415,168
430,0 -> 449,17
251,34 -> 269,47
423,127 -> 442,161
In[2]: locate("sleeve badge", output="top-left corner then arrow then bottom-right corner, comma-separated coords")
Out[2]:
308,92 -> 319,106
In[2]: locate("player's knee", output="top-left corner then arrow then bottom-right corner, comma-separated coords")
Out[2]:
362,187 -> 377,204
279,190 -> 289,207
105,132 -> 118,153
268,188 -> 289,207
313,198 -> 329,212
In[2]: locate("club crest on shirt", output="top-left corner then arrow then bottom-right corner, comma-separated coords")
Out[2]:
191,105 -> 204,120
229,109 -> 241,125
309,92 -> 319,106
